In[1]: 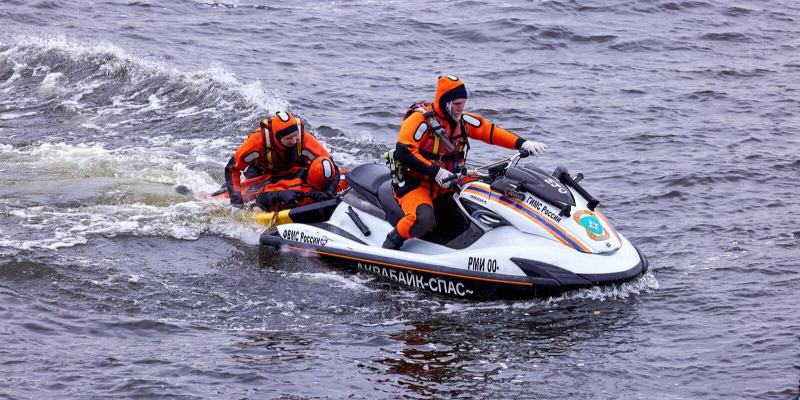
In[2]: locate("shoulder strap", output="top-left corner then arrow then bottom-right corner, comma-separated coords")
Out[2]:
260,118 -> 274,169
294,117 -> 303,158
403,101 -> 427,120
425,111 -> 454,152
459,119 -> 469,168
404,102 -> 454,153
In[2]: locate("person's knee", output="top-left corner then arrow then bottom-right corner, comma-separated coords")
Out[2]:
408,204 -> 435,237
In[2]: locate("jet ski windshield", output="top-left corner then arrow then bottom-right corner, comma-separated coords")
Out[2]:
504,165 -> 576,207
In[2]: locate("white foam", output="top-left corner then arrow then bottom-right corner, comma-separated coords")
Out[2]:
37,72 -> 68,97
295,272 -> 378,293
0,227 -> 87,251
0,142 -> 222,193
1,200 -> 264,251
153,135 -> 239,167
136,94 -> 164,113
439,301 -> 514,314
356,318 -> 409,327
31,64 -> 52,77
237,79 -> 288,116
315,134 -> 383,169
7,34 -> 130,64
407,272 -> 660,315
89,275 -> 115,287
70,80 -> 104,103
0,60 -> 26,87
542,272 -> 660,304
0,111 -> 38,120
173,106 -> 217,118
80,122 -> 105,132
55,100 -> 82,113
0,141 -> 274,249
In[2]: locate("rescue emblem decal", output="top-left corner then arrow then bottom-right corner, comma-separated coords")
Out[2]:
573,210 -> 609,241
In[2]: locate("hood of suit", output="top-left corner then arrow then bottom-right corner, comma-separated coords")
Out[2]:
433,75 -> 468,121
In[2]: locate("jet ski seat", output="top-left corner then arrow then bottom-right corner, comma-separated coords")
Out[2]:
377,180 -> 403,226
345,163 -> 403,225
346,163 -> 390,208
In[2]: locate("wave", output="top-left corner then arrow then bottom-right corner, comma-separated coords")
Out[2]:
0,141 -> 267,254
609,38 -> 665,52
0,34 -> 373,165
656,170 -> 763,188
0,37 -> 380,257
658,1 -> 712,11
722,6 -> 755,17
292,272 -> 379,294
0,133 -> 380,256
680,90 -> 729,101
772,159 -> 800,172
0,34 -> 289,144
699,32 -> 752,42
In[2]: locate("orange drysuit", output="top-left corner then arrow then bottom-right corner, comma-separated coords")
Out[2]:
252,157 -> 348,211
224,111 -> 330,205
392,75 -> 525,240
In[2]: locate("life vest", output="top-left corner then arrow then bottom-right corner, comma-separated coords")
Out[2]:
394,102 -> 469,181
259,115 -> 304,171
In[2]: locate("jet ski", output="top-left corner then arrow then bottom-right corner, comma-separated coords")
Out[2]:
258,151 -> 648,300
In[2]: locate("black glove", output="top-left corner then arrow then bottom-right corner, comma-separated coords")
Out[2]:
255,190 -> 304,209
307,190 -> 332,202
229,191 -> 244,207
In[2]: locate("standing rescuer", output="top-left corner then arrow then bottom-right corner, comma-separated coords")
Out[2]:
224,111 -> 340,209
383,75 -> 548,250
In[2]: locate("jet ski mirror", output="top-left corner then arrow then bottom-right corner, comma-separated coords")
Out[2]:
553,166 -> 599,211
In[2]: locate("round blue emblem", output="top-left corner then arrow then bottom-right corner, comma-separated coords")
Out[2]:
579,215 -> 604,235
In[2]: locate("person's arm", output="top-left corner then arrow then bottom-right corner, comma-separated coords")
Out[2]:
225,132 -> 262,204
224,156 -> 244,205
299,132 -> 331,165
255,190 -> 303,211
394,112 -> 441,177
322,162 -> 340,196
461,113 -> 524,150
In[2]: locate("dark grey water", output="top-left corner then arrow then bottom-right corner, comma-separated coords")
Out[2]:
1,0 -> 799,398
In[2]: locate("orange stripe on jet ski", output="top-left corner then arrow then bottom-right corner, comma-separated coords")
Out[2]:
284,245 -> 534,287
594,209 -> 621,242
497,195 -> 593,253
463,184 -> 592,253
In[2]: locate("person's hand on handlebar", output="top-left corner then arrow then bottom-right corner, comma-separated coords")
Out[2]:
520,140 -> 548,157
435,168 -> 457,189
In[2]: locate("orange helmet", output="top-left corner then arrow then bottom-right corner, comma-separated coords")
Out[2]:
433,75 -> 468,120
307,156 -> 338,191
260,111 -> 304,148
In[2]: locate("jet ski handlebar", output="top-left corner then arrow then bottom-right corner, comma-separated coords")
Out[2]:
438,150 -> 533,190
467,150 -> 530,180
